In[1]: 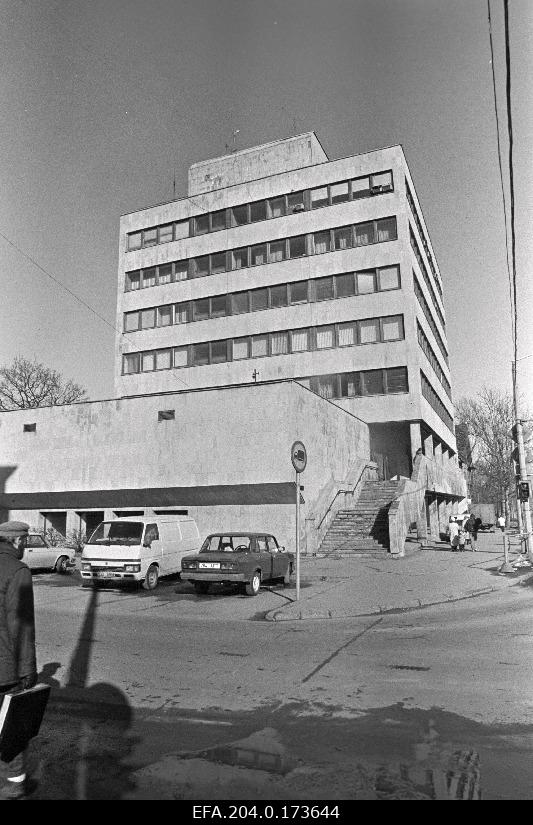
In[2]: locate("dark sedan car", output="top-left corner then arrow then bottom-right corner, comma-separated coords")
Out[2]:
181,533 -> 294,596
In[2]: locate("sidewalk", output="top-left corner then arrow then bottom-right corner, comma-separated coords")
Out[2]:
266,530 -> 533,622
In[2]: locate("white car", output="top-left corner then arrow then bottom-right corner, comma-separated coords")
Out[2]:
22,534 -> 75,574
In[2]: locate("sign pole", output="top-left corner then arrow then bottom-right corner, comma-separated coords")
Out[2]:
295,469 -> 300,601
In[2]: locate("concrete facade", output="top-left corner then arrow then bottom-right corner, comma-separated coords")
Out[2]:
116,132 -> 456,471
0,381 -> 369,553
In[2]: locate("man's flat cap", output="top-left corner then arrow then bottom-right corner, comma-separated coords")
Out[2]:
0,520 -> 30,537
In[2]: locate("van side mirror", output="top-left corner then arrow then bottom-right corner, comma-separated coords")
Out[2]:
279,546 -> 285,552
143,541 -> 151,548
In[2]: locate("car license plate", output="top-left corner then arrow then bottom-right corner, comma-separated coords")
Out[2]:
98,571 -> 115,578
199,562 -> 220,569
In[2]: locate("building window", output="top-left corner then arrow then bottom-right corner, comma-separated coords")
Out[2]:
142,227 -> 158,248
251,334 -> 268,358
250,288 -> 268,312
250,200 -> 267,223
127,231 -> 142,251
354,222 -> 374,246
351,176 -> 371,199
231,204 -> 249,226
155,349 -> 172,370
313,230 -> 331,254
193,298 -> 210,321
338,321 -> 356,347
288,235 -> 306,259
340,372 -> 360,397
125,270 -> 140,291
316,325 -> 335,349
377,217 -> 397,242
251,243 -> 267,266
124,312 -> 139,332
314,374 -> 337,399
357,270 -> 376,294
211,210 -> 226,232
174,220 -> 189,240
330,182 -> 349,204
175,302 -> 188,324
335,272 -> 355,298
159,224 -> 174,244
210,294 -> 227,317
359,318 -> 379,344
381,315 -> 404,341
378,265 -> 400,291
158,263 -> 173,284
210,340 -> 228,364
231,292 -> 248,314
290,328 -> 309,352
270,331 -> 288,355
315,276 -> 334,301
310,186 -> 328,209
211,252 -> 226,274
194,214 -> 209,235
232,338 -> 249,360
174,346 -> 188,368
193,256 -> 209,278
287,192 -> 305,213
232,248 -> 249,270
175,260 -> 188,281
192,343 -> 210,366
142,267 -> 156,288
289,281 -> 308,304
371,170 -> 393,192
268,240 -> 286,263
334,226 -> 352,250
141,351 -> 155,372
270,283 -> 288,307
123,353 -> 140,374
141,308 -> 156,329
385,366 -> 408,393
362,370 -> 384,395
157,305 -> 173,327
269,196 -> 285,219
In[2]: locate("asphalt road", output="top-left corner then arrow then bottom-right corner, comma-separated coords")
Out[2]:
29,569 -> 533,800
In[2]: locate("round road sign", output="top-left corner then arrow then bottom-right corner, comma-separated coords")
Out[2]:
291,441 -> 307,473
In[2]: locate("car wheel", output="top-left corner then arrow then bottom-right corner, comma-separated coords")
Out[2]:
55,555 -> 70,574
245,571 -> 261,596
194,581 -> 210,595
142,564 -> 159,591
283,563 -> 294,586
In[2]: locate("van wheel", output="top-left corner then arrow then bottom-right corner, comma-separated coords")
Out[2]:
245,571 -> 261,596
194,582 -> 210,595
142,565 -> 159,591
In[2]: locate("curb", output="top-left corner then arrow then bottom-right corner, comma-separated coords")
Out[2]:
265,572 -> 533,622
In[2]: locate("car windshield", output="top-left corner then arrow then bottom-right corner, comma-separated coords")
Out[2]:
86,521 -> 144,546
200,535 -> 251,553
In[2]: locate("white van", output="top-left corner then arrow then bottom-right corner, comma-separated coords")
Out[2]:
81,516 -> 200,590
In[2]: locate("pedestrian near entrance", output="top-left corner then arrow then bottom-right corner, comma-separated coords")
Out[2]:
458,527 -> 467,551
0,521 -> 38,800
464,515 -> 478,552
497,515 -> 506,533
449,516 -> 459,551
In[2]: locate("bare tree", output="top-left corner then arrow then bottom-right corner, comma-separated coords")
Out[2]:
455,387 -> 515,514
0,356 -> 87,410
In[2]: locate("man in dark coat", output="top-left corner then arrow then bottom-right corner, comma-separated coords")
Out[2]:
464,514 -> 478,552
0,520 -> 38,799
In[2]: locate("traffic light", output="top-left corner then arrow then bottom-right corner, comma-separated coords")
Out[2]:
519,481 -> 530,502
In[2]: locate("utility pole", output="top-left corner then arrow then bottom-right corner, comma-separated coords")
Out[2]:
512,361 -> 533,560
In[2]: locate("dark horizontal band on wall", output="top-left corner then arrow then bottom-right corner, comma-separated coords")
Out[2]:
0,482 -> 297,510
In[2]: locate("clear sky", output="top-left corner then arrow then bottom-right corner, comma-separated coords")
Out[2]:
1,0 -> 532,413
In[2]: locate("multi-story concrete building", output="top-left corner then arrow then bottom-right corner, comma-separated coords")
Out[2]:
116,132 -> 455,478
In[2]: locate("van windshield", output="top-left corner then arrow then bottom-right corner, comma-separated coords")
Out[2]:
86,521 -> 144,546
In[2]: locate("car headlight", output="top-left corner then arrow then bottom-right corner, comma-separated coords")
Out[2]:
81,563 -> 91,571
125,564 -> 141,573
182,561 -> 196,569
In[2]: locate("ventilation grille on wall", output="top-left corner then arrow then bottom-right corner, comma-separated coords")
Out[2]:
158,410 -> 175,421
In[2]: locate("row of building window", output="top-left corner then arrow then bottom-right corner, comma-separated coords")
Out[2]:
417,321 -> 451,399
301,366 -> 409,399
413,273 -> 449,365
410,226 -> 445,330
126,170 -> 394,251
122,314 -> 405,374
123,265 -> 402,332
124,217 -> 398,291
405,179 -> 443,298
420,370 -> 454,433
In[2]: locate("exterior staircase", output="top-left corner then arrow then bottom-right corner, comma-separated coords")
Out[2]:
318,479 -> 401,557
